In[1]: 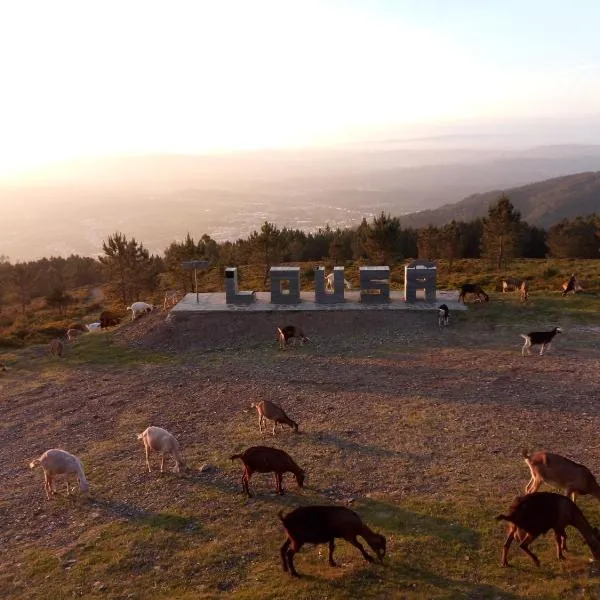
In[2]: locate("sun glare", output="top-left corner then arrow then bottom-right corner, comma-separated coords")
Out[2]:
0,0 -> 599,177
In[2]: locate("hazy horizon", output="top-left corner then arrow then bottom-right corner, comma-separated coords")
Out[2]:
1,1 -> 600,177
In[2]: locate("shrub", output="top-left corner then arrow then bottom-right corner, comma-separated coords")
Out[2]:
542,267 -> 560,279
0,314 -> 15,328
302,266 -> 315,280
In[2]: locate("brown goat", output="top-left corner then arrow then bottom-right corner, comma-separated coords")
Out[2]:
523,449 -> 600,503
277,326 -> 310,350
250,400 -> 298,435
496,492 -> 600,567
99,310 -> 121,329
230,446 -> 305,497
279,505 -> 386,576
49,339 -> 64,358
520,280 -> 529,303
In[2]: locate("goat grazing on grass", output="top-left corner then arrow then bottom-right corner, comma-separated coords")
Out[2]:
99,311 -> 121,329
502,277 -> 523,294
49,339 -> 64,358
137,426 -> 186,473
250,400 -> 298,435
277,326 -> 310,350
66,328 -> 84,342
230,446 -> 305,497
496,492 -> 600,567
523,449 -> 600,503
438,304 -> 449,328
29,449 -> 89,500
562,274 -> 582,296
458,283 -> 489,303
279,505 -> 386,577
127,301 -> 155,320
520,327 -> 562,356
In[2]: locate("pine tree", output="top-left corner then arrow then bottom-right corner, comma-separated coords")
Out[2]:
99,232 -> 153,305
247,221 -> 282,283
363,212 -> 403,264
480,195 -> 522,269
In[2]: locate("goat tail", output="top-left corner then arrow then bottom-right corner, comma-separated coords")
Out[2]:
136,433 -> 144,440
277,509 -> 286,522
230,453 -> 243,462
29,458 -> 41,469
495,514 -> 511,522
520,334 -> 529,340
522,448 -> 530,460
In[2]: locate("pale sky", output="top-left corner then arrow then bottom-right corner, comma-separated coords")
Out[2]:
1,0 -> 599,176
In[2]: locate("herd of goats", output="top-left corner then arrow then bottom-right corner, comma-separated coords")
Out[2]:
18,270 -> 598,578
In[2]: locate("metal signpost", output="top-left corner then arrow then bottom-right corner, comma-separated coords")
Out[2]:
181,260 -> 209,303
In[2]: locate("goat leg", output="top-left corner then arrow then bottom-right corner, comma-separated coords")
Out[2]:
286,548 -> 299,577
347,536 -> 375,563
280,539 -> 290,572
501,530 -> 515,567
518,533 -> 541,567
242,471 -> 252,498
554,530 -> 567,560
328,540 -> 338,567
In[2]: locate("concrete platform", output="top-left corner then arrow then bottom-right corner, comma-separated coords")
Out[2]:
170,291 -> 465,314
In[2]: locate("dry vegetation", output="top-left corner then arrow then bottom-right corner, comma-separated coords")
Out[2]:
1,261 -> 600,599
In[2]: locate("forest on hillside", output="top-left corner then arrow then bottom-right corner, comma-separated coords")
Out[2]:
0,196 -> 598,312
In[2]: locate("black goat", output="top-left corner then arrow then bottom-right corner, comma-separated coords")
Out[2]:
278,505 -> 386,576
438,304 -> 449,327
520,327 -> 562,356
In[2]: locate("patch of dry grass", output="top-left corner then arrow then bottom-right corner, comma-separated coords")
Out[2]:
1,293 -> 600,599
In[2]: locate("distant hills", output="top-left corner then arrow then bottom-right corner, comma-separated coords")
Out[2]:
400,171 -> 600,229
2,144 -> 600,260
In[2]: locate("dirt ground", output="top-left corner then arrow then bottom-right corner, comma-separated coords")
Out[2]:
1,308 -> 600,598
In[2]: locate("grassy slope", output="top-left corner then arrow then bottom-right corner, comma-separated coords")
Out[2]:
1,262 -> 600,599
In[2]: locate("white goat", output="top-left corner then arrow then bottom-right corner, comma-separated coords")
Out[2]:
66,328 -> 84,342
137,426 -> 186,473
29,449 -> 89,499
127,301 -> 155,320
325,272 -> 352,291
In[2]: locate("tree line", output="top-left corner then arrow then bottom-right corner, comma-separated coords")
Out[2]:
0,196 -> 598,311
